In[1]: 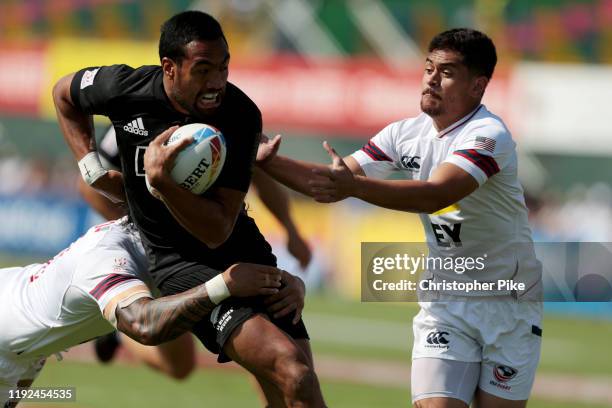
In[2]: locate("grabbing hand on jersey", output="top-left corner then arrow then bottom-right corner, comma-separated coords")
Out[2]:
264,271 -> 306,324
143,126 -> 189,192
223,263 -> 282,297
310,141 -> 356,203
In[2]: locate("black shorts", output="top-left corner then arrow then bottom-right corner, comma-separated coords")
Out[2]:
158,264 -> 309,363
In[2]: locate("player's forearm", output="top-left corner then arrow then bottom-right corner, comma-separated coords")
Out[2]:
116,284 -> 215,346
252,169 -> 295,230
77,178 -> 127,220
260,155 -> 327,197
157,182 -> 238,248
351,176 -> 453,214
52,73 -> 96,159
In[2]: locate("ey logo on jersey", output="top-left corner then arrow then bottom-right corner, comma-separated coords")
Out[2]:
431,223 -> 462,247
401,155 -> 420,171
123,117 -> 148,136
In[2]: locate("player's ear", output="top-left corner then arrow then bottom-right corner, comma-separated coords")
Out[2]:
471,76 -> 488,98
161,57 -> 176,79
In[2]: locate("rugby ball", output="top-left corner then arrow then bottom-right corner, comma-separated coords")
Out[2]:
146,123 -> 226,198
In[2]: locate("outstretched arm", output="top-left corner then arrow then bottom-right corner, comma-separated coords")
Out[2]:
256,134 -> 364,198
112,263 -> 282,345
310,142 -> 479,213
115,284 -> 215,345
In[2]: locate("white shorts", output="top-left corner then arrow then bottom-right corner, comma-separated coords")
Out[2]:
0,350 -> 46,405
411,298 -> 542,404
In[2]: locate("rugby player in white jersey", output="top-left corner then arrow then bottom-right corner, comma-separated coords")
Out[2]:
257,29 -> 542,408
0,218 -> 283,407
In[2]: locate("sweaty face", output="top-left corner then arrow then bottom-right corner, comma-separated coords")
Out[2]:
169,38 -> 230,117
420,49 -> 483,127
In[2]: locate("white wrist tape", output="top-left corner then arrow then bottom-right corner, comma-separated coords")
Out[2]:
78,151 -> 108,185
205,274 -> 231,304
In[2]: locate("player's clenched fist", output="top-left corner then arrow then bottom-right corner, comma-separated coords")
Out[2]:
223,263 -> 282,297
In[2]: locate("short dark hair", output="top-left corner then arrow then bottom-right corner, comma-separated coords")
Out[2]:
159,11 -> 226,63
428,28 -> 497,79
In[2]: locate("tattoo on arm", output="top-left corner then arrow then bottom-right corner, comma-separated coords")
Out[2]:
115,284 -> 216,346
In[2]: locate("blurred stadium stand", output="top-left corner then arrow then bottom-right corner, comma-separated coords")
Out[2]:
0,0 -> 610,309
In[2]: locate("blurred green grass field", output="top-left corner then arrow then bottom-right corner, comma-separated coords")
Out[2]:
23,293 -> 612,408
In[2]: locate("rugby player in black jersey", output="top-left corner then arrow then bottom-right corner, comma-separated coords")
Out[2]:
79,125 -> 313,386
53,10 -> 325,407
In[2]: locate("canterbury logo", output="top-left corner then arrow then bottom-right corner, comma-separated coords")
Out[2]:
426,331 -> 449,345
123,117 -> 148,136
401,155 -> 420,170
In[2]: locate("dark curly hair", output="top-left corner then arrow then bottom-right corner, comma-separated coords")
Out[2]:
159,11 -> 226,63
428,28 -> 497,79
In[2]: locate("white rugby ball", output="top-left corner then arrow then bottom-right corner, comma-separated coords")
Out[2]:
146,123 -> 226,198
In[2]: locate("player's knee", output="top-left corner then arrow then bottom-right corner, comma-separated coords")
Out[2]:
274,351 -> 316,402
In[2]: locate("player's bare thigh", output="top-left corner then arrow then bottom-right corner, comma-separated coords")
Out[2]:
414,392 -> 527,408
413,396 -> 527,408
473,388 -> 527,408
414,397 -> 468,408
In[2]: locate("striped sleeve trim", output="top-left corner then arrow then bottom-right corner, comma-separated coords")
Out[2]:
361,140 -> 392,162
453,149 -> 500,178
89,273 -> 140,300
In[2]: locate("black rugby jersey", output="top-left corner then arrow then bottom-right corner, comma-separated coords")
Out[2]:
70,64 -> 275,283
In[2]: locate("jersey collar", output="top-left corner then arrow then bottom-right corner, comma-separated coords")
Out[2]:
436,104 -> 483,138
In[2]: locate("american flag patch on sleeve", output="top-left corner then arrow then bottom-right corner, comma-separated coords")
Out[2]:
474,136 -> 496,153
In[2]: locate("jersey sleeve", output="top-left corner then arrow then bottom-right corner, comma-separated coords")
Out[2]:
350,122 -> 400,179
70,64 -> 135,116
214,107 -> 262,192
443,125 -> 515,186
72,248 -> 152,318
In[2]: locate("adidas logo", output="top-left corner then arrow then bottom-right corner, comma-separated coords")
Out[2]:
123,117 -> 148,136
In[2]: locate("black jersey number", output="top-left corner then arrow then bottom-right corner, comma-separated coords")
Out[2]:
135,146 -> 147,176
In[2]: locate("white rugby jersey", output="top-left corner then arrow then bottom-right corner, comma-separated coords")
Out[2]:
0,219 -> 151,359
352,104 -> 541,298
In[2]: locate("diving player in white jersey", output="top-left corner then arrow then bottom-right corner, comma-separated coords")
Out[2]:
257,29 -> 542,408
0,218 -> 283,407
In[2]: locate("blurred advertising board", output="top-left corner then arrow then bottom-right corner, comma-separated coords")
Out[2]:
0,193 -> 96,256
0,39 -> 509,137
